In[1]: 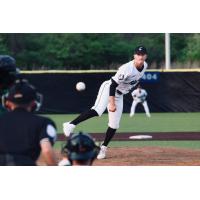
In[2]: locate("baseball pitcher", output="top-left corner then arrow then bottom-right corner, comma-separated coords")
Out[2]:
63,46 -> 148,159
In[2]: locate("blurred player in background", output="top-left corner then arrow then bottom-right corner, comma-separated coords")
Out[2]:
130,84 -> 151,117
0,55 -> 19,114
63,46 -> 148,159
59,132 -> 100,166
0,79 -> 57,166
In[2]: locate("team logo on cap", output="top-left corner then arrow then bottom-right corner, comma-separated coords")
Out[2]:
14,93 -> 23,98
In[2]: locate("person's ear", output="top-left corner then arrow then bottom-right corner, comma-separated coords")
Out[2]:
29,100 -> 37,112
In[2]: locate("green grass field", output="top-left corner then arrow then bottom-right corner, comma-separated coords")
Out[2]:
43,112 -> 200,133
42,112 -> 200,150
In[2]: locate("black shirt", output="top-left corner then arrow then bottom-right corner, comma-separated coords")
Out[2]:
0,108 -> 57,164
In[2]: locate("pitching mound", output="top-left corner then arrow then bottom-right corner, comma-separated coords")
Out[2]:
37,146 -> 200,166
93,147 -> 200,166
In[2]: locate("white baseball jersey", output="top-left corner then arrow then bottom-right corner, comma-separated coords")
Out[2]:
131,88 -> 147,102
130,88 -> 150,117
92,60 -> 148,129
112,60 -> 148,95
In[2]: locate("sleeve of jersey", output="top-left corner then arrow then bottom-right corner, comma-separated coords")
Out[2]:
112,65 -> 128,84
39,119 -> 57,146
109,79 -> 118,96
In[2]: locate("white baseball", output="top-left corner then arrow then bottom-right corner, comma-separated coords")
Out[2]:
76,82 -> 86,91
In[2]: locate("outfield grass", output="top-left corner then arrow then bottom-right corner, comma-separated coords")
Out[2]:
109,141 -> 200,149
42,112 -> 200,133
43,112 -> 200,150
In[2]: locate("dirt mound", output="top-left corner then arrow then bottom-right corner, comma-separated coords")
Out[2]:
37,146 -> 200,166
93,147 -> 200,166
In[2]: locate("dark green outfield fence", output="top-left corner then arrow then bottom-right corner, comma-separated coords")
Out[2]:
20,70 -> 200,114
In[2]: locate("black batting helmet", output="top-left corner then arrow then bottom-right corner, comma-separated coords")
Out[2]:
0,55 -> 19,90
2,79 -> 43,112
62,132 -> 100,162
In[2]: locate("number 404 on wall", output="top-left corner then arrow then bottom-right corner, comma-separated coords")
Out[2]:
141,72 -> 160,83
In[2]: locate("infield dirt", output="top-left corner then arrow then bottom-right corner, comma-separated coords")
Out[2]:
37,146 -> 200,166
38,131 -> 200,166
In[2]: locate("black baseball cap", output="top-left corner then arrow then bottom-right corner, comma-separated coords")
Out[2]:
0,55 -> 16,70
6,79 -> 38,104
2,79 -> 43,111
0,55 -> 19,90
134,46 -> 147,55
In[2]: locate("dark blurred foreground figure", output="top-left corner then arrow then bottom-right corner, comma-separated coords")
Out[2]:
59,132 -> 100,166
0,79 -> 57,166
0,55 -> 19,114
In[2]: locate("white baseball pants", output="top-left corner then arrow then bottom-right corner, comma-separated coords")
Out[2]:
91,80 -> 123,129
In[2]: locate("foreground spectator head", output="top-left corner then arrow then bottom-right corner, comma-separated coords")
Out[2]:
61,132 -> 100,166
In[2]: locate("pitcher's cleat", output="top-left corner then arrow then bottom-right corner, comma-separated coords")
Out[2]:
63,122 -> 76,137
97,145 -> 107,160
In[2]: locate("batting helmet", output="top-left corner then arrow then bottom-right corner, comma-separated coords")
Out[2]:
63,132 -> 100,162
2,79 -> 43,112
0,55 -> 19,90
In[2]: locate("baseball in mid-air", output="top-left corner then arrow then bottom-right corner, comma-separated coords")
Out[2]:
76,82 -> 86,91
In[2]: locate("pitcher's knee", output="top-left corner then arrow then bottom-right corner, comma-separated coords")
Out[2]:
91,107 -> 104,117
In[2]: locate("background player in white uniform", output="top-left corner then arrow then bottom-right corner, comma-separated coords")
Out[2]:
63,46 -> 148,159
130,84 -> 151,117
